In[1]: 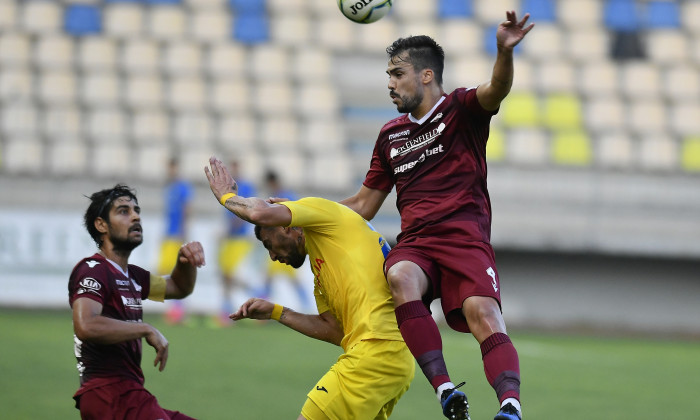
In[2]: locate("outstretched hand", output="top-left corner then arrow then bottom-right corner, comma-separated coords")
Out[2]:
230,298 -> 275,321
204,156 -> 238,204
496,10 -> 535,50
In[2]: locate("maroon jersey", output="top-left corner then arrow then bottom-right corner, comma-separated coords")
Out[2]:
68,253 -> 153,387
364,87 -> 497,243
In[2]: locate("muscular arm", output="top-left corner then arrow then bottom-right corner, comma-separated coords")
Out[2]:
165,241 -> 205,299
73,297 -> 171,370
231,298 -> 344,346
339,185 -> 389,221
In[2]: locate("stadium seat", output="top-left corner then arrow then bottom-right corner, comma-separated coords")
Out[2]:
86,108 -> 128,143
603,0 -> 641,31
551,129 -> 592,167
21,1 -> 62,34
146,0 -> 183,4
566,29 -> 608,63
500,92 -> 540,128
663,65 -> 700,102
291,48 -> 332,83
474,0 -> 517,25
77,38 -> 118,72
207,43 -> 247,78
0,33 -> 31,67
506,128 -> 549,166
316,15 -> 355,51
681,136 -> 700,172
233,12 -> 270,44
92,143 -> 132,178
299,118 -> 346,153
267,151 -> 306,190
229,0 -> 267,14
438,0 -> 473,19
448,54 -> 492,90
121,40 -> 160,74
645,1 -> 680,28
190,10 -> 230,43
217,113 -> 257,153
34,35 -> 74,70
210,79 -> 250,114
43,106 -> 82,140
0,1 -> 18,31
297,83 -> 340,118
536,60 -> 575,93
308,154 -> 353,191
38,71 -> 78,105
627,99 -> 667,135
620,62 -> 661,100
2,137 -> 43,175
81,72 -> 120,107
521,0 -> 556,22
252,81 -> 293,116
393,0 -> 435,21
64,4 -> 102,36
134,144 -> 170,182
646,30 -> 688,65
168,76 -> 207,111
680,1 -> 700,35
162,41 -> 203,76
543,94 -> 582,131
584,96 -> 625,133
260,115 -> 299,152
148,6 -> 187,40
597,131 -> 634,170
669,101 -> 700,137
638,135 -> 678,171
173,111 -> 214,147
249,45 -> 290,80
185,0 -> 227,9
124,75 -> 164,109
104,4 -> 144,38
578,61 -> 619,98
400,21 -> 440,45
557,0 -> 601,28
486,125 -> 506,162
1,102 -> 38,137
521,23 -> 561,60
47,140 -> 88,177
510,57 -> 535,92
178,147 -> 219,181
357,19 -> 399,53
131,110 -> 170,144
0,68 -> 33,102
270,14 -> 311,47
439,20 -> 481,56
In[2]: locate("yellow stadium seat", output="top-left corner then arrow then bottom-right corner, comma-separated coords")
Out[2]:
501,92 -> 539,128
486,126 -> 506,162
543,94 -> 582,130
551,129 -> 592,166
681,136 -> 700,172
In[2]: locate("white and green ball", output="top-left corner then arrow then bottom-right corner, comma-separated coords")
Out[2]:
337,0 -> 392,24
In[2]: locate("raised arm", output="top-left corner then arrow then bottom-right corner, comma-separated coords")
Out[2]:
205,156 -> 293,227
231,298 -> 344,346
476,10 -> 534,111
339,185 -> 389,221
164,240 -> 205,299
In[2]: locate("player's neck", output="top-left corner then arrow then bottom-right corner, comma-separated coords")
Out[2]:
98,247 -> 131,272
410,87 -> 445,120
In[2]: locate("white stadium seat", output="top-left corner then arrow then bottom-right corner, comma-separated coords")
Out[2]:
2,137 -> 43,175
597,132 -> 634,170
21,1 -> 62,34
124,75 -> 164,109
162,41 -> 203,76
134,144 -> 170,182
1,102 -> 38,136
34,35 -> 74,70
92,143 -> 132,178
148,6 -> 186,41
270,14 -> 311,47
81,72 -> 120,107
48,140 -> 88,177
78,37 -> 117,72
167,76 -> 207,111
0,68 -> 33,102
190,10 -> 229,43
217,114 -> 257,154
638,135 -> 678,172
206,43 -> 247,78
86,108 -> 128,143
260,115 -> 299,152
131,110 -> 170,144
173,111 -> 214,147
121,40 -> 160,75
104,4 -> 144,39
43,106 -> 82,140
209,79 -> 250,113
37,71 -> 77,105
0,33 -> 31,67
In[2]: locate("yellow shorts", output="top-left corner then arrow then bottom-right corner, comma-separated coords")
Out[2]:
218,238 -> 254,275
301,339 -> 415,420
156,239 -> 182,276
267,259 -> 297,277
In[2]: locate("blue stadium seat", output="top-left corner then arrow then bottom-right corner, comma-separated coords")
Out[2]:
603,0 -> 641,31
229,0 -> 266,14
646,1 -> 680,28
438,0 -> 472,19
521,0 -> 556,22
233,13 -> 269,44
64,5 -> 102,36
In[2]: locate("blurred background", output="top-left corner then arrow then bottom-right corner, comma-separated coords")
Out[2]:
0,0 -> 699,337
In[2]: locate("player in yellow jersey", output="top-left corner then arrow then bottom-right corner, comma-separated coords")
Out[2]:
205,156 -> 414,420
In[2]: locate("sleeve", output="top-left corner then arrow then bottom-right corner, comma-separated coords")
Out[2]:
455,87 -> 499,118
314,286 -> 330,315
280,197 -> 339,230
362,135 -> 394,192
148,274 -> 167,302
68,261 -> 108,307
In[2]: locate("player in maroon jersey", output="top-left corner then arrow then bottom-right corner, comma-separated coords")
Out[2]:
341,11 -> 534,420
68,184 -> 205,419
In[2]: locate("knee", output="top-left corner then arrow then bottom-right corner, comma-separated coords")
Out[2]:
385,265 -> 425,300
464,297 -> 506,340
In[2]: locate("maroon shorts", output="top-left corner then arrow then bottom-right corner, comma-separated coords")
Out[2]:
74,379 -> 196,420
385,235 -> 501,333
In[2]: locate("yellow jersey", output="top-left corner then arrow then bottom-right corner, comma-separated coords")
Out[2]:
280,197 -> 402,351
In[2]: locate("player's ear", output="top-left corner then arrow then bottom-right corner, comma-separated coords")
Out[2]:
422,68 -> 434,85
94,217 -> 109,234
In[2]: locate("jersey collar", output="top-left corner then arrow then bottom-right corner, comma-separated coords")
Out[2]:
408,95 -> 446,125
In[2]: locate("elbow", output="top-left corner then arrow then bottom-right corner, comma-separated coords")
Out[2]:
74,323 -> 98,342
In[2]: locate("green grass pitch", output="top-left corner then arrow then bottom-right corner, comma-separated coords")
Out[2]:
1,308 -> 698,419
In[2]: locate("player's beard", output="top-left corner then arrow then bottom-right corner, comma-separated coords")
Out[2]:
395,90 -> 423,113
110,226 -> 143,253
285,249 -> 306,269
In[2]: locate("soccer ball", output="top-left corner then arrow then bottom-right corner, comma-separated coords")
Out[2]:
337,0 -> 392,24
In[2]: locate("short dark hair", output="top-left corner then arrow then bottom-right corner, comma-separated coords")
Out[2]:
386,35 -> 445,85
84,184 -> 138,247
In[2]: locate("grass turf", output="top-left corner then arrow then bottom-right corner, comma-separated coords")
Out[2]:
0,308 -> 698,419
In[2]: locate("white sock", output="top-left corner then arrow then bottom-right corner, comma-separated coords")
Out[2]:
436,382 -> 456,402
502,398 -> 521,414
